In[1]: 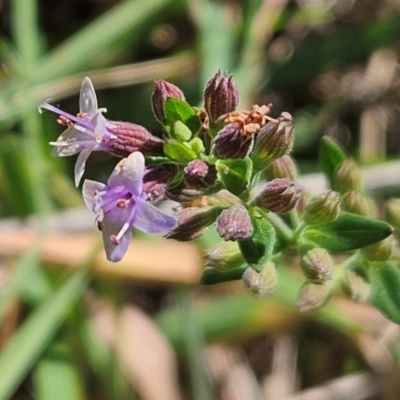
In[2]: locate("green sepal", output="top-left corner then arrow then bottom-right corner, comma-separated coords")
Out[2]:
163,140 -> 197,163
163,98 -> 200,138
216,157 -> 253,196
201,266 -> 247,285
169,120 -> 192,141
302,212 -> 393,252
369,262 -> 400,325
238,216 -> 276,272
319,136 -> 347,189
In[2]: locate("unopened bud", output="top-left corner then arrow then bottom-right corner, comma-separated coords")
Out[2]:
386,198 -> 400,233
216,205 -> 253,241
251,112 -> 294,171
204,71 -> 239,123
243,262 -> 277,296
304,191 -> 341,225
361,236 -> 393,261
264,155 -> 298,181
341,190 -> 372,216
214,123 -> 254,159
204,241 -> 245,271
334,159 -> 362,194
184,160 -> 217,190
165,182 -> 204,203
106,121 -> 164,157
142,163 -> 178,201
255,178 -> 301,213
341,269 -> 370,303
300,248 -> 334,284
297,282 -> 332,312
151,80 -> 185,123
164,206 -> 222,241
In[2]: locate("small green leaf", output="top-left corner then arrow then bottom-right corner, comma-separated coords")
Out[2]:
164,98 -> 200,137
170,120 -> 192,141
302,212 -> 393,252
201,266 -> 247,285
216,157 -> 253,196
238,217 -> 276,272
369,262 -> 400,325
319,136 -> 347,188
164,140 -> 197,163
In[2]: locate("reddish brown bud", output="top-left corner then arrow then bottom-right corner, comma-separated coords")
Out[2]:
184,160 -> 217,190
204,71 -> 239,123
142,163 -> 178,201
263,155 -> 298,181
255,178 -> 301,213
214,122 -> 254,159
164,206 -> 222,241
251,112 -> 294,171
165,182 -> 204,203
151,80 -> 185,123
216,205 -> 253,241
106,121 -> 164,157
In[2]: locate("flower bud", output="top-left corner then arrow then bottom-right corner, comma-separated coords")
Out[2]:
263,155 -> 298,181
251,112 -> 294,171
106,121 -> 165,157
297,282 -> 332,312
142,163 -> 178,201
255,178 -> 301,213
361,236 -> 393,261
216,205 -> 253,241
184,160 -> 217,190
242,262 -> 277,296
386,198 -> 400,233
165,182 -> 204,203
214,122 -> 255,159
164,206 -> 222,241
304,191 -> 341,225
300,248 -> 334,284
340,190 -> 372,216
334,159 -> 362,194
341,269 -> 370,303
151,80 -> 185,123
204,241 -> 245,271
204,71 -> 239,123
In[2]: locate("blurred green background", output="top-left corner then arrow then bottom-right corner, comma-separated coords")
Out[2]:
1,1 -> 400,399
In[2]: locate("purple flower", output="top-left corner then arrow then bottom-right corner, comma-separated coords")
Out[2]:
82,152 -> 177,262
39,77 -> 117,186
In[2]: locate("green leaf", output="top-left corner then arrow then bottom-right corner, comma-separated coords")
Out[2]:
238,217 -> 276,272
216,157 -> 253,196
201,266 -> 247,285
169,120 -> 193,141
369,262 -> 400,325
164,140 -> 197,163
0,268 -> 89,400
302,212 -> 393,252
164,98 -> 200,137
319,136 -> 347,189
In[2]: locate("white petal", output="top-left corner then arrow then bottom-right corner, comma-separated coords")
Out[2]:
79,77 -> 98,115
82,179 -> 107,212
74,147 -> 92,187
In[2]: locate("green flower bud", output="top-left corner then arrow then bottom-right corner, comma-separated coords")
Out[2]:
297,282 -> 333,312
300,248 -> 334,284
251,112 -> 294,171
341,269 -> 370,303
341,190 -> 372,216
386,198 -> 400,233
304,191 -> 341,225
255,178 -> 301,214
263,155 -> 298,181
204,241 -> 245,271
242,262 -> 277,296
164,206 -> 222,241
361,236 -> 393,261
334,159 -> 362,194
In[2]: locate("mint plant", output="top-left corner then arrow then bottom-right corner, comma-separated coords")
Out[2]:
41,72 -> 398,321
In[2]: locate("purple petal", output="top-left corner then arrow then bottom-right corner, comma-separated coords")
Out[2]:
134,199 -> 177,233
74,147 -> 93,186
82,179 -> 107,212
108,152 -> 144,196
79,77 -> 98,115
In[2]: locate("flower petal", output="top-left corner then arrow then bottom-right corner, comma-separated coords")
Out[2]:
108,152 -> 144,196
50,127 -> 90,156
79,77 -> 98,115
74,147 -> 93,187
82,179 -> 107,213
134,199 -> 177,233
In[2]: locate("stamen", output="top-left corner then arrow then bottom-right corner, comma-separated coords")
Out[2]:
110,235 -> 120,245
